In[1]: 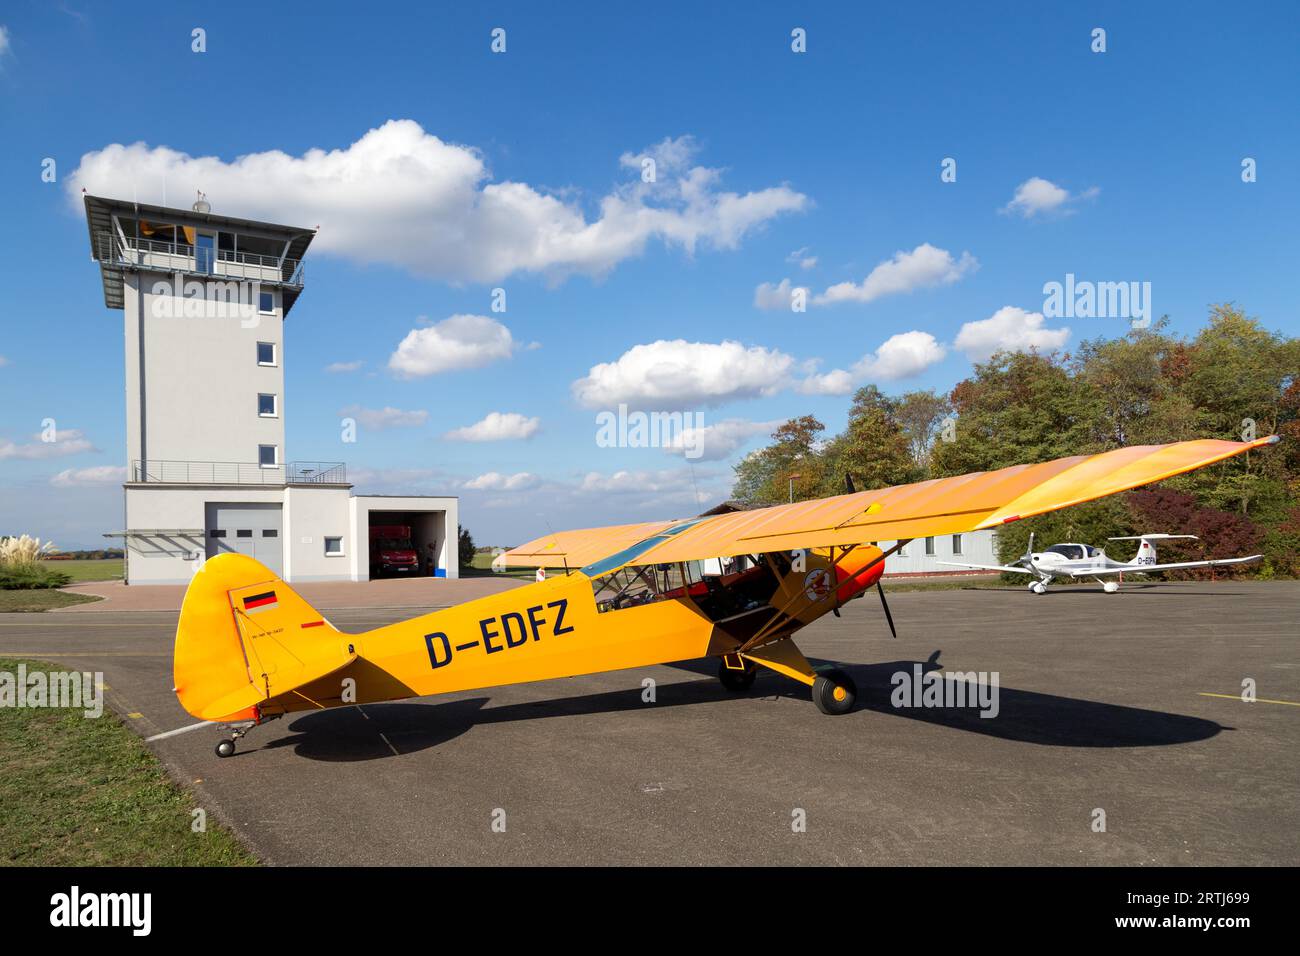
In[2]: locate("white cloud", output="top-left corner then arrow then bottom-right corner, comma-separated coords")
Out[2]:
800,331 -> 947,394
814,243 -> 978,305
662,418 -> 781,462
444,412 -> 540,442
858,330 -> 948,379
69,123 -> 807,285
798,369 -> 857,396
325,360 -> 362,373
463,471 -> 541,492
955,306 -> 1071,361
0,355 -> 9,367
786,247 -> 817,270
339,405 -> 428,430
753,278 -> 808,311
579,469 -> 689,494
1001,177 -> 1100,218
50,465 -> 127,487
388,314 -> 515,378
0,429 -> 96,460
572,339 -> 795,409
0,26 -> 10,57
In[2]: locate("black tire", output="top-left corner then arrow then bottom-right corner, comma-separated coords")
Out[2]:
813,668 -> 857,715
215,739 -> 236,758
718,658 -> 757,692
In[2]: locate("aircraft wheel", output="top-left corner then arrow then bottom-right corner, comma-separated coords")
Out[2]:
1031,582 -> 1048,595
718,658 -> 757,692
813,668 -> 857,715
215,739 -> 236,758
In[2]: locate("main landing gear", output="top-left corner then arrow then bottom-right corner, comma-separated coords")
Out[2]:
1028,581 -> 1048,595
717,648 -> 859,715
812,668 -> 857,716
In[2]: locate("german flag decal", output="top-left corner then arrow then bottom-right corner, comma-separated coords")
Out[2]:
242,591 -> 279,613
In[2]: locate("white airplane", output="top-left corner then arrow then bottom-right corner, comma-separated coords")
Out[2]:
938,532 -> 1263,594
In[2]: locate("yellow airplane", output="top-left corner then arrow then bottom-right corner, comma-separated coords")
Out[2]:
173,436 -> 1277,756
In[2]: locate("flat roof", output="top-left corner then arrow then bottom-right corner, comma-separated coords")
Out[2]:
84,193 -> 317,314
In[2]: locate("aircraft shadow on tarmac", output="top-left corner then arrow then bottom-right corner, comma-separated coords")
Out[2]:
266,650 -> 1223,762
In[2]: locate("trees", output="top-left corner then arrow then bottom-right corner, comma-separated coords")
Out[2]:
457,525 -> 476,568
727,305 -> 1298,577
732,415 -> 827,506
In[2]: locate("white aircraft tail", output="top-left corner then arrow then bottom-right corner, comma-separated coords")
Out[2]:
1107,533 -> 1197,567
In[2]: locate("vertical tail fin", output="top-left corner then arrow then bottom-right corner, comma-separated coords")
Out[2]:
1108,533 -> 1198,568
174,553 -> 356,721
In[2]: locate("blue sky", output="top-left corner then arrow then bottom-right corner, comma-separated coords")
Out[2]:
0,1 -> 1297,548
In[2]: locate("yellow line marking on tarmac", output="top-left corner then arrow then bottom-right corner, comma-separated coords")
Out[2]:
1199,692 -> 1300,707
127,712 -> 143,719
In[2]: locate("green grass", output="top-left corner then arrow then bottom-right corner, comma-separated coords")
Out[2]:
40,558 -> 124,583
463,550 -> 541,580
0,658 -> 258,866
0,590 -> 103,612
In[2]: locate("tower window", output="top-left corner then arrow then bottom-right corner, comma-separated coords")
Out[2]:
258,444 -> 278,467
258,393 -> 277,417
257,341 -> 276,366
259,291 -> 274,314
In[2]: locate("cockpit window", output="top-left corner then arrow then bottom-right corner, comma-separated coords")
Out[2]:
1046,544 -> 1084,560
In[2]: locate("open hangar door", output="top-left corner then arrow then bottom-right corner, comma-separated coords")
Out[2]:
367,510 -> 446,578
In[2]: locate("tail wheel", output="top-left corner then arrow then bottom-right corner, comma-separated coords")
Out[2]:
718,657 -> 757,692
215,739 -> 236,758
813,668 -> 857,715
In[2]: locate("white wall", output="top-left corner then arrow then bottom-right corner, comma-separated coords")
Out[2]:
124,485 -> 287,584
883,528 -> 1000,575
123,273 -> 285,470
283,485 -> 353,581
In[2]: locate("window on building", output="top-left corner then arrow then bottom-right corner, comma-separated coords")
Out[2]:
952,534 -> 964,555
258,444 -> 278,467
258,393 -> 277,417
236,529 -> 252,538
259,291 -> 274,314
262,529 -> 278,538
195,232 -> 215,274
209,530 -> 226,539
257,341 -> 276,366
924,536 -> 935,555
324,536 -> 344,556
897,540 -> 908,556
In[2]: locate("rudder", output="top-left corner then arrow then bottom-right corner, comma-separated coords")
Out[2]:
174,553 -> 356,722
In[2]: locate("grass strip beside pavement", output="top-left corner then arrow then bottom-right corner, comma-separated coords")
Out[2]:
0,658 -> 257,866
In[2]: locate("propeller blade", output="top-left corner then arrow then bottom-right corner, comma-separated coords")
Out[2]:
876,581 -> 898,639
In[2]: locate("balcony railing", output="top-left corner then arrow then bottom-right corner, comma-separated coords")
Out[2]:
94,233 -> 304,286
130,460 -> 346,485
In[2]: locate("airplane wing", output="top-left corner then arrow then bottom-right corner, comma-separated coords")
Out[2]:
502,436 -> 1278,572
1071,555 -> 1264,577
935,560 -> 1035,575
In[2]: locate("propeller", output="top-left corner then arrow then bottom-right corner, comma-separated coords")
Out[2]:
876,580 -> 897,638
1018,531 -> 1036,569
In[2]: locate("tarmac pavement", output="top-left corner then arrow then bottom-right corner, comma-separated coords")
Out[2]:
2,579 -> 1296,866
